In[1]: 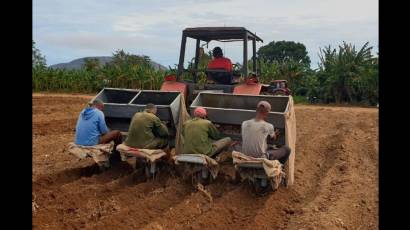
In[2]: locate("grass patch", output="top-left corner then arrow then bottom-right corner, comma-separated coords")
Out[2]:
293,95 -> 309,104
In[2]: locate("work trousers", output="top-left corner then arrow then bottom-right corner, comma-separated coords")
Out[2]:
99,130 -> 123,163
99,130 -> 123,145
209,137 -> 232,157
267,146 -> 291,164
143,137 -> 169,149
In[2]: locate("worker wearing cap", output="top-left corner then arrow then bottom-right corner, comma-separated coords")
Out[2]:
75,99 -> 122,146
207,47 -> 233,72
181,107 -> 232,157
124,103 -> 169,149
241,101 -> 291,164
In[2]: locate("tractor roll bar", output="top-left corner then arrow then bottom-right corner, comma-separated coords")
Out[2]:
176,27 -> 263,81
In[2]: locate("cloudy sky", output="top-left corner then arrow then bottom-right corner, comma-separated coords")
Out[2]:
33,0 -> 378,68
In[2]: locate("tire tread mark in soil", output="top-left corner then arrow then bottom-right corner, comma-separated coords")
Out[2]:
280,117 -> 349,229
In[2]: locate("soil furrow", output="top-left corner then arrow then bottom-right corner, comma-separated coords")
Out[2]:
32,93 -> 378,229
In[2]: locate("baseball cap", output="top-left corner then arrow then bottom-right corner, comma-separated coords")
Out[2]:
89,98 -> 103,106
194,107 -> 207,118
257,101 -> 271,112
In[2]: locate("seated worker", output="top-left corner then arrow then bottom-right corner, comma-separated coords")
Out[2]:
182,107 -> 232,157
207,47 -> 233,72
241,101 -> 291,164
124,103 -> 169,149
75,99 -> 122,146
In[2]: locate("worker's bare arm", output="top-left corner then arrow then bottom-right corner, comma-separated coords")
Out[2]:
274,129 -> 280,140
268,129 -> 280,141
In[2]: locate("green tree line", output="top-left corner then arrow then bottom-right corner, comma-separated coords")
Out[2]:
32,40 -> 378,105
254,40 -> 378,105
32,47 -> 167,93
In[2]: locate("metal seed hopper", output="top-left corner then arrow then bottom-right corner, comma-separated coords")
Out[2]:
93,88 -> 182,141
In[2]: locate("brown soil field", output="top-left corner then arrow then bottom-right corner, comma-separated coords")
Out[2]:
32,93 -> 378,229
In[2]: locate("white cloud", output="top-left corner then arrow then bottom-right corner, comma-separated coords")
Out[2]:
111,0 -> 377,32
39,32 -> 175,54
33,0 -> 378,67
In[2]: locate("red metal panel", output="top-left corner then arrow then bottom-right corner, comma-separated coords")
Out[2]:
160,81 -> 188,98
233,83 -> 262,95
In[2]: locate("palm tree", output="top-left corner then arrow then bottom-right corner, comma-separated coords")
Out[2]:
317,41 -> 374,103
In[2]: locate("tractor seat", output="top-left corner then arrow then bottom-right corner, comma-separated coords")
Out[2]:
205,69 -> 238,85
116,144 -> 167,163
174,154 -> 209,165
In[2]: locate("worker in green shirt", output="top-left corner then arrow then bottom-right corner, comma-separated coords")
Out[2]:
182,107 -> 232,157
124,103 -> 169,149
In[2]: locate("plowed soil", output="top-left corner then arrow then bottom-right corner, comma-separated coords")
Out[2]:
32,93 -> 378,229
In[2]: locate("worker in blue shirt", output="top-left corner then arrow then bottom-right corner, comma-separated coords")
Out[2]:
75,99 -> 122,146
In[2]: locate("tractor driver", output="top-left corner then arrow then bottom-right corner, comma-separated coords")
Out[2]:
241,101 -> 291,164
280,82 -> 286,88
207,47 -> 233,72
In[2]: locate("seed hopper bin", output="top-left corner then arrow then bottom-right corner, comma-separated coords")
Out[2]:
93,88 -> 182,142
190,93 -> 288,143
190,92 -> 296,186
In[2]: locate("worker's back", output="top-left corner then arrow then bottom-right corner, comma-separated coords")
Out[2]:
241,118 -> 275,158
207,57 -> 233,72
75,107 -> 108,146
125,111 -> 168,148
182,118 -> 220,156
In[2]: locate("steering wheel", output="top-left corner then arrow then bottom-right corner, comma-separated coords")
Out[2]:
232,63 -> 242,77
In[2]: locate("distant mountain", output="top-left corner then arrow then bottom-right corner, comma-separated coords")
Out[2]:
49,56 -> 168,71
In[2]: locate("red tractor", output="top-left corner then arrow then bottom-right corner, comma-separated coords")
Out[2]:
91,27 -> 297,189
160,27 -> 292,102
158,27 -> 296,188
